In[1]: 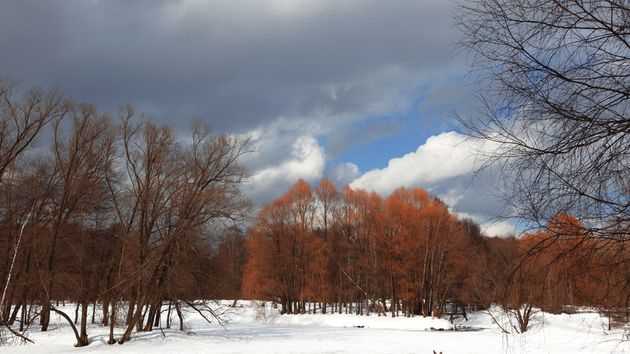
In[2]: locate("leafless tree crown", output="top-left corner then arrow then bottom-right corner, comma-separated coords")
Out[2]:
458,0 -> 630,240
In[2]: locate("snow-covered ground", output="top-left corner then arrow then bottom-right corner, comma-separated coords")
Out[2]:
2,301 -> 629,354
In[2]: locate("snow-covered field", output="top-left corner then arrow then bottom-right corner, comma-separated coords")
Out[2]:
3,301 -> 629,354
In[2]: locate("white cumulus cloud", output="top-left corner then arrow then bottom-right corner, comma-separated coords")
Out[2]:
350,131 -> 491,194
244,134 -> 325,203
481,221 -> 517,238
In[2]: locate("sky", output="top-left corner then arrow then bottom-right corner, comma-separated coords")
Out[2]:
0,0 -> 516,236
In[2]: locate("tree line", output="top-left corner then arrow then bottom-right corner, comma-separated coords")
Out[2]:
243,179 -> 630,330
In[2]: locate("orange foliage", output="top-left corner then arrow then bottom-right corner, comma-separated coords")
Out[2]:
243,181 -> 487,315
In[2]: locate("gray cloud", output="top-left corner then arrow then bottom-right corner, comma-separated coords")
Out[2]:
0,0 -> 461,131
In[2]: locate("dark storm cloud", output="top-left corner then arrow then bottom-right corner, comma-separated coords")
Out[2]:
0,0 -> 460,133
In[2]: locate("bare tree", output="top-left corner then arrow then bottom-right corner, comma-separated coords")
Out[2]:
0,81 -> 68,184
0,82 -> 66,344
0,82 -> 66,313
114,113 -> 249,344
458,0 -> 630,241
39,104 -> 116,346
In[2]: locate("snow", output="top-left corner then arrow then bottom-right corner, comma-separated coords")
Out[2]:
2,301 -> 629,354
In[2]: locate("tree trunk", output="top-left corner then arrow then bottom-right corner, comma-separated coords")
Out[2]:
50,305 -> 84,347
166,301 -> 172,329
78,301 -> 89,347
74,303 -> 80,324
107,302 -> 117,344
175,301 -> 184,331
102,300 -> 109,326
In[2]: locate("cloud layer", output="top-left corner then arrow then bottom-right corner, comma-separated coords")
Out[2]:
0,0 -> 460,133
